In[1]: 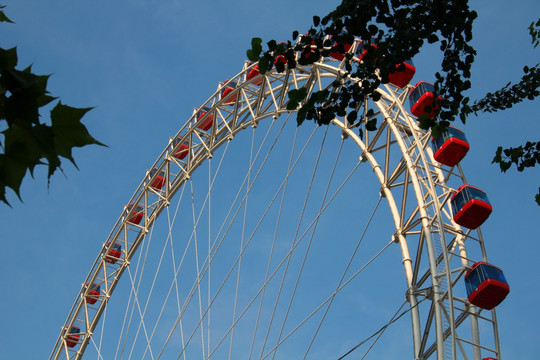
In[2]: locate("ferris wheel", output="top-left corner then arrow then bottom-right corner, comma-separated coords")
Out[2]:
50,36 -> 508,360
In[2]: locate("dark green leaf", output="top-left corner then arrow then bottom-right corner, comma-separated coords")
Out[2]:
258,57 -> 270,74
287,87 -> 308,110
0,47 -> 18,71
428,34 -> 439,44
370,91 -> 381,102
0,154 -> 26,202
288,87 -> 308,102
315,89 -> 330,102
492,146 -> 503,164
0,6 -> 14,23
267,40 -> 277,51
297,106 -> 307,125
246,49 -> 259,62
366,118 -> 377,131
247,37 -> 263,61
50,102 -> 104,165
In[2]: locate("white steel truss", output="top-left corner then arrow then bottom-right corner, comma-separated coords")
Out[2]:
50,38 -> 501,360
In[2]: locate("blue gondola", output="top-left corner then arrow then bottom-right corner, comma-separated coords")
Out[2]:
465,261 -> 509,310
409,81 -> 442,118
431,126 -> 470,167
451,185 -> 492,229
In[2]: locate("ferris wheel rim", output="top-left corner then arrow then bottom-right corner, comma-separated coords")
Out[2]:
50,40 -> 501,360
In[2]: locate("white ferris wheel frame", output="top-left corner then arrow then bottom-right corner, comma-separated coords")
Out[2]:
50,36 -> 502,360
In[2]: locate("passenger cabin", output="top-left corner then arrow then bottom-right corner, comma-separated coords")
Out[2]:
388,60 -> 416,88
301,32 -> 317,60
357,38 -> 378,62
246,63 -> 263,86
127,203 -> 144,225
451,185 -> 492,229
273,42 -> 289,68
149,168 -> 166,190
221,80 -> 238,105
64,326 -> 80,348
465,262 -> 509,310
104,242 -> 122,264
85,282 -> 101,304
409,81 -> 442,118
274,54 -> 288,67
431,126 -> 470,167
197,106 -> 214,131
329,31 -> 353,61
172,137 -> 189,160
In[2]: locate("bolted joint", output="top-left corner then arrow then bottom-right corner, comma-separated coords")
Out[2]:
406,286 -> 434,300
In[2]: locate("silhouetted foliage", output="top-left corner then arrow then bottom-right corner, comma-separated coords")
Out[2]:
247,1 -> 540,204
0,6 -> 105,205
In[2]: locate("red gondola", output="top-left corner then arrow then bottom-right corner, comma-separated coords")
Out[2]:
465,262 -> 509,310
300,32 -> 317,60
104,241 -> 122,264
273,41 -> 289,68
409,81 -> 442,118
357,38 -> 378,62
221,80 -> 238,105
431,126 -> 470,167
329,31 -> 353,61
172,137 -> 189,160
482,358 -> 497,360
388,59 -> 416,88
246,63 -> 263,86
127,203 -> 143,225
149,168 -> 165,190
197,106 -> 214,131
274,55 -> 287,67
451,185 -> 492,229
64,326 -> 80,348
85,282 -> 101,304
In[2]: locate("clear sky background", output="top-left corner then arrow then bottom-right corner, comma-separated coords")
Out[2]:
1,1 -> 539,359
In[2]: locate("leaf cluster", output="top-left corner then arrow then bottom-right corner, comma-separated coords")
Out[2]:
530,19 -> 540,49
464,64 -> 540,116
468,17 -> 540,205
492,142 -> 540,205
493,142 -> 540,173
247,0 -> 478,129
1,8 -> 104,205
247,3 -> 540,204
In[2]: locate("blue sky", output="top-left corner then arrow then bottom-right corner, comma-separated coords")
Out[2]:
1,1 -> 539,359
